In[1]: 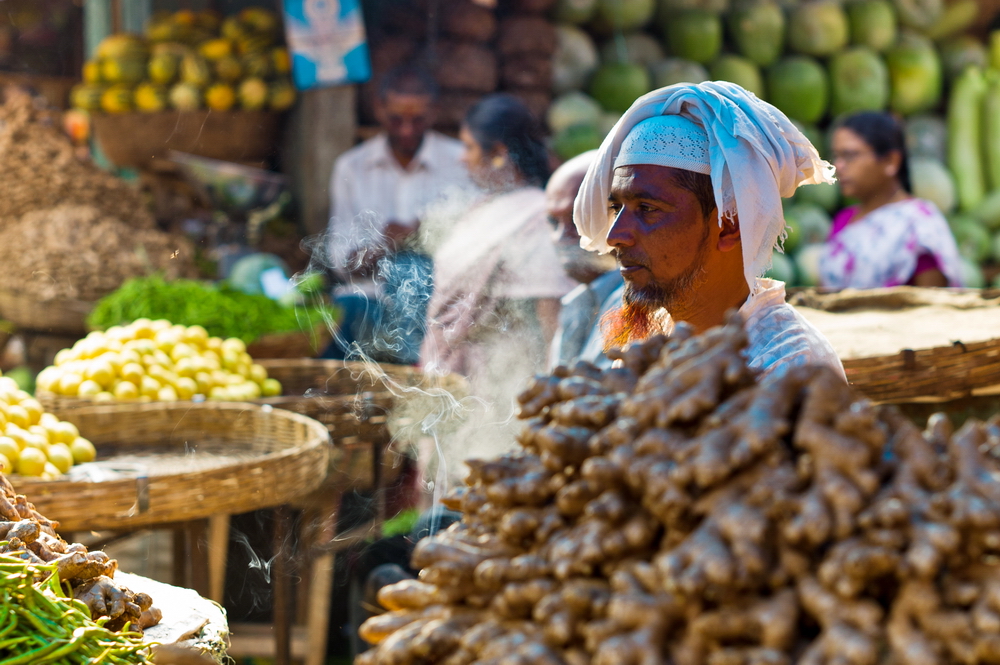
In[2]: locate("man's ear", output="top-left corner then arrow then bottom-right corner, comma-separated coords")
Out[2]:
717,212 -> 741,252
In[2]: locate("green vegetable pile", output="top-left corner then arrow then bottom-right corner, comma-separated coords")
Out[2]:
86,275 -> 336,345
0,552 -> 151,664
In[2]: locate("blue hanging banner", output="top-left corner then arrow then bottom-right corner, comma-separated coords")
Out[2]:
281,0 -> 371,90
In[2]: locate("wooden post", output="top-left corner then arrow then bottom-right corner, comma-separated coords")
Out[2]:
283,85 -> 359,238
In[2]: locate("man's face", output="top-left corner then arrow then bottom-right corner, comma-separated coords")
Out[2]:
607,165 -> 713,311
376,92 -> 434,160
545,167 -> 616,283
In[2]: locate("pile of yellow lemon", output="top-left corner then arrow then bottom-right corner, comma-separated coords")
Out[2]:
0,376 -> 97,479
36,319 -> 282,404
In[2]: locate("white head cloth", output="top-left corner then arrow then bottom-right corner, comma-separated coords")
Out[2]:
574,81 -> 835,294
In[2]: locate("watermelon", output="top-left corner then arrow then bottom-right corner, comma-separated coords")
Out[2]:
788,1 -> 849,57
949,214 -> 991,262
885,32 -> 942,116
783,203 -> 832,254
727,0 -> 785,67
554,124 -> 606,159
847,0 -> 897,52
600,32 -> 665,66
650,58 -> 710,87
796,182 -> 841,212
664,10 -> 723,64
905,114 -> 948,163
710,54 -> 765,99
767,56 -> 829,124
548,92 -> 604,134
939,36 -> 988,84
794,244 -> 826,287
555,0 -> 599,23
594,0 -> 656,31
554,26 -> 599,94
829,47 -> 890,116
589,62 -> 651,113
766,251 -> 797,284
909,157 -> 956,215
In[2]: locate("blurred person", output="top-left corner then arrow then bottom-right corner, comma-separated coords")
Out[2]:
326,64 -> 472,364
821,111 -> 963,289
420,94 -> 575,457
545,150 -> 622,370
574,82 -> 844,382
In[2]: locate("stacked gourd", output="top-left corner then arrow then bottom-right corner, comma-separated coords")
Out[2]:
548,0 -> 1000,286
71,8 -> 295,115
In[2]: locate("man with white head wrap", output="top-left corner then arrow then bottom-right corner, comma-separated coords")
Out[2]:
574,81 -> 844,381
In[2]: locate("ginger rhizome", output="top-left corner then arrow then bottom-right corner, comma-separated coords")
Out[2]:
359,314 -> 1000,665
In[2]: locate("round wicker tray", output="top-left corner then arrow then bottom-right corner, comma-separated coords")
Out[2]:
9,402 -> 330,532
0,288 -> 93,334
791,287 -> 1000,403
245,325 -> 333,359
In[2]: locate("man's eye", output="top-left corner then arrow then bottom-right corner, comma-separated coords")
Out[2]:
639,203 -> 657,212
608,202 -> 622,214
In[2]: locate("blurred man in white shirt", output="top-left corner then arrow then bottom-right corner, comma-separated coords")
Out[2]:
327,65 -> 471,363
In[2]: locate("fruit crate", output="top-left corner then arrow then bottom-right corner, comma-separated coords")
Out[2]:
91,109 -> 282,169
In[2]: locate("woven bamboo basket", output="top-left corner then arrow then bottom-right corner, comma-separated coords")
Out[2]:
9,402 -> 330,532
0,289 -> 93,334
245,325 -> 333,359
791,287 -> 1000,404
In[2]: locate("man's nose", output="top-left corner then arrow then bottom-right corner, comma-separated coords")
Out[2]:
606,208 -> 635,248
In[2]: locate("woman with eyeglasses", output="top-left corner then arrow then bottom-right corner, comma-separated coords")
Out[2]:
820,111 -> 964,289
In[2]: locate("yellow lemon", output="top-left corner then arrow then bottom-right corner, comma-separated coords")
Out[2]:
141,376 -> 161,399
225,373 -> 244,386
70,437 -> 97,464
6,405 -> 28,429
206,337 -> 223,352
0,378 -> 20,394
208,386 -> 230,400
157,385 -> 179,402
16,447 -> 46,476
171,343 -> 196,362
244,381 -> 261,399
94,391 -> 115,403
151,319 -> 172,333
54,349 -> 74,366
114,381 -> 139,401
194,372 -> 213,395
47,443 -> 73,474
184,325 -> 209,346
120,349 -> 142,365
174,357 -> 196,378
222,337 -> 247,354
235,362 -> 251,379
152,350 -> 173,368
42,462 -> 62,479
28,425 -> 51,444
98,352 -> 124,373
262,378 -> 282,397
5,426 -> 27,450
105,325 -> 128,342
221,349 -> 241,370
174,377 -> 197,400
0,452 -> 11,474
77,380 -> 102,398
203,354 -> 222,372
121,362 -> 145,385
84,361 -> 115,388
53,421 -> 79,445
23,433 -> 47,450
35,367 -> 61,393
19,400 -> 41,426
249,364 -> 268,384
57,373 -> 83,396
130,318 -> 155,339
0,437 -> 19,464
39,413 -> 59,428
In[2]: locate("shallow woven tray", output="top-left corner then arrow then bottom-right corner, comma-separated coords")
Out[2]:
9,402 -> 330,532
245,325 -> 332,359
791,287 -> 1000,404
0,288 -> 93,334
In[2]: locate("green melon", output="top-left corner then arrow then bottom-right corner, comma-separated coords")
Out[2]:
909,157 -> 956,215
589,62 -> 651,113
600,32 -> 665,67
554,26 -> 599,94
794,243 -> 826,287
664,9 -> 723,64
788,1 -> 849,57
555,0 -> 599,23
765,251 -> 797,284
649,58 -> 709,88
783,203 -> 831,254
594,0 -> 656,31
767,56 -> 829,124
847,0 -> 897,52
885,32 -> 942,116
548,92 -> 604,134
727,0 -> 785,67
949,214 -> 991,262
554,124 -> 606,159
792,120 -> 827,158
795,182 -> 840,212
939,36 -> 988,84
709,54 -> 765,98
657,0 -> 729,14
829,47 -> 890,116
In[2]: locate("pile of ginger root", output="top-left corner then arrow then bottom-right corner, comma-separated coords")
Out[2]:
0,472 -> 160,632
358,312 -> 1000,665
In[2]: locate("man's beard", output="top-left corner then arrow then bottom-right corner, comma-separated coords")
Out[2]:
601,243 -> 709,351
